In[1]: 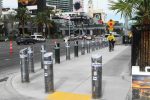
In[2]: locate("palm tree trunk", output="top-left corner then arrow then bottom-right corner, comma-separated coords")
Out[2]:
139,18 -> 150,70
22,23 -> 25,36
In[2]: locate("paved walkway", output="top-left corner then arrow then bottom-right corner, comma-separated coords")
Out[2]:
7,45 -> 131,100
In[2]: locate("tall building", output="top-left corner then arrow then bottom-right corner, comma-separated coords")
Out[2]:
0,0 -> 2,15
88,0 -> 93,17
46,0 -> 73,12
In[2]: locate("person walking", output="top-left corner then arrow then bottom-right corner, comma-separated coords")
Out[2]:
107,33 -> 116,52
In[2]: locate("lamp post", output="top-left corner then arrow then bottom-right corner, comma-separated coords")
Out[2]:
68,16 -> 71,37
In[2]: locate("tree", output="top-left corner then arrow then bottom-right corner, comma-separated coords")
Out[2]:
34,8 -> 55,38
109,0 -> 150,70
109,0 -> 150,24
15,7 -> 31,35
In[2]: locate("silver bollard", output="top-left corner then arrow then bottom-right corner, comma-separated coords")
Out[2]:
66,43 -> 70,60
81,40 -> 85,55
91,54 -> 102,99
41,45 -> 46,69
28,47 -> 34,73
20,48 -> 29,82
87,41 -> 90,53
43,52 -> 54,93
74,41 -> 78,57
96,40 -> 99,50
92,40 -> 95,51
98,40 -> 101,49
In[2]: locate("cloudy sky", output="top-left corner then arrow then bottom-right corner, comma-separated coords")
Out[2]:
2,0 -> 124,22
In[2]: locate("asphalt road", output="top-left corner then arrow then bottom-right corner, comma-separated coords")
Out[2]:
0,39 -> 85,76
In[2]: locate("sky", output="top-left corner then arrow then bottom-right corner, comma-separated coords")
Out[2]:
2,0 -> 124,23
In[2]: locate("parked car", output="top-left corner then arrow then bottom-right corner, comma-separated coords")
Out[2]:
16,36 -> 36,45
31,34 -> 46,42
78,35 -> 87,39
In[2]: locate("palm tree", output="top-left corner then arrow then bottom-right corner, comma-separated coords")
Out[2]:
34,8 -> 55,38
15,7 -> 31,35
109,0 -> 150,70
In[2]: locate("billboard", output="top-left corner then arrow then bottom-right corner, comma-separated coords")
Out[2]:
18,0 -> 37,7
73,0 -> 84,12
93,13 -> 103,24
132,66 -> 150,100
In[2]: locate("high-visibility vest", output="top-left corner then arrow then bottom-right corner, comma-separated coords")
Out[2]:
107,35 -> 115,41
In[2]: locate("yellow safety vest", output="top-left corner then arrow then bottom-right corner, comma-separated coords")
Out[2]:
107,35 -> 115,41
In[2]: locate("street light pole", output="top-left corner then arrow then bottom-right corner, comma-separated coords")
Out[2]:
69,17 -> 70,37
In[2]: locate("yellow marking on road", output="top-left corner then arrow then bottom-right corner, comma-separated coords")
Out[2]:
47,91 -> 91,100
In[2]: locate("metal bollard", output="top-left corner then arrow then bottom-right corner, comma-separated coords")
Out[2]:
28,47 -> 34,73
74,41 -> 78,57
55,43 -> 60,63
91,54 -> 102,99
98,40 -> 101,49
87,41 -> 90,53
96,40 -> 99,50
43,52 -> 54,93
81,40 -> 85,55
91,40 -> 95,51
41,45 -> 46,69
20,48 -> 29,82
66,43 -> 70,60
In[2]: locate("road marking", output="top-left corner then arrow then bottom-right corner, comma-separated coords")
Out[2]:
47,91 -> 91,100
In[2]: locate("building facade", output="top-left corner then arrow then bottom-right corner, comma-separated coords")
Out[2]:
0,0 -> 2,15
47,0 -> 73,12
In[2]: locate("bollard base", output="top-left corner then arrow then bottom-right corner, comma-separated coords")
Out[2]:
92,98 -> 105,100
45,90 -> 55,94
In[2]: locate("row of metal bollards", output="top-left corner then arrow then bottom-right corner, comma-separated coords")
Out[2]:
19,39 -> 106,99
20,47 -> 34,83
53,40 -> 103,63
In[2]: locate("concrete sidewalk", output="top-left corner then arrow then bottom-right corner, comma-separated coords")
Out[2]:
7,45 -> 131,100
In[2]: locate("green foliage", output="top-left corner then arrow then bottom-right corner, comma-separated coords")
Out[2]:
15,7 -> 31,35
109,0 -> 150,24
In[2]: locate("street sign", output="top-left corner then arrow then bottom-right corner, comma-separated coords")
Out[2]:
107,19 -> 115,31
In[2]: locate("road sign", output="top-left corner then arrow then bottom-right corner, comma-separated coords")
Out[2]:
107,19 -> 115,31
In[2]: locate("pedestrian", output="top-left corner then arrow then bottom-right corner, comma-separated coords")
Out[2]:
107,33 -> 116,52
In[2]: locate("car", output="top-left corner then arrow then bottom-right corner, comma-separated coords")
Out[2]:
78,35 -> 87,39
86,35 -> 95,40
16,36 -> 36,45
31,34 -> 46,42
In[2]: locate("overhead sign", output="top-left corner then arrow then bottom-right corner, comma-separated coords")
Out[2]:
93,13 -> 103,24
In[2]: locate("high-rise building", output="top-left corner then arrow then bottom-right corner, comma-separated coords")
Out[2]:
0,0 -> 2,15
46,0 -> 73,12
88,0 -> 93,17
